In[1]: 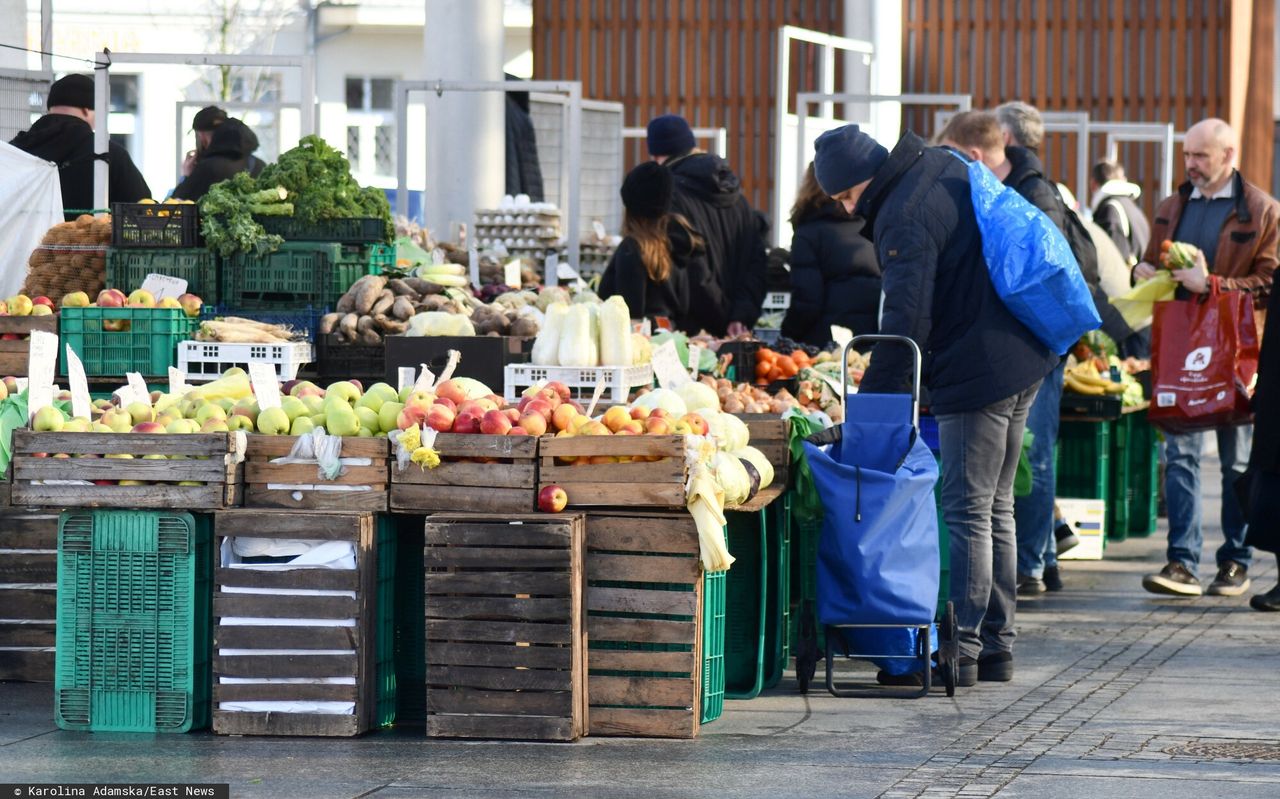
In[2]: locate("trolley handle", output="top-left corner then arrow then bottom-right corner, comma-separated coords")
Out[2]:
841,334 -> 923,429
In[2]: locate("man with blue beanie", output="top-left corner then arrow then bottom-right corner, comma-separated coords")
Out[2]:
646,113 -> 767,336
814,125 -> 1057,686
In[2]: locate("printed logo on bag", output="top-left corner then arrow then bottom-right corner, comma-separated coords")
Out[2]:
1216,391 -> 1227,401
1189,398 -> 1207,406
1184,346 -> 1212,372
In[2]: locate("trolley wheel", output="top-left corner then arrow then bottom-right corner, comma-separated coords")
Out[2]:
940,601 -> 958,697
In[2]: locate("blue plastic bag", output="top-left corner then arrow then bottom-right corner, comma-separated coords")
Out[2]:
961,156 -> 1101,355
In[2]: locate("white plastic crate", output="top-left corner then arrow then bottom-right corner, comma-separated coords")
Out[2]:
178,341 -> 314,383
504,363 -> 654,403
763,291 -> 791,311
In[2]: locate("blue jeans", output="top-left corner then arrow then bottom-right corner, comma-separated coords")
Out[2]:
1165,425 -> 1253,574
937,380 -> 1040,661
1014,360 -> 1065,579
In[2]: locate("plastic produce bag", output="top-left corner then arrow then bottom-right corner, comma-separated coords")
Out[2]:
960,155 -> 1101,354
0,143 -> 63,299
1148,287 -> 1259,434
1109,271 -> 1177,330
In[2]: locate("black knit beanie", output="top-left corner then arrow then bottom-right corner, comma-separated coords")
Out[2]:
621,162 -> 674,219
47,74 -> 95,110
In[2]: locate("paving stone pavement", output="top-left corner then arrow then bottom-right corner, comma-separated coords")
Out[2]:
3,463 -> 1278,798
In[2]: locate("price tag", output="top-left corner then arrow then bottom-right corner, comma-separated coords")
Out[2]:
247,362 -> 281,410
436,350 -> 461,384
585,381 -> 607,418
167,367 -> 187,397
64,345 -> 91,420
140,273 -> 188,301
638,318 -> 652,337
126,372 -> 151,406
412,363 -> 436,393
26,330 -> 57,423
687,344 -> 704,378
398,367 -> 417,392
830,324 -> 853,349
504,258 -> 522,289
592,220 -> 607,241
468,247 -> 480,288
651,339 -> 692,389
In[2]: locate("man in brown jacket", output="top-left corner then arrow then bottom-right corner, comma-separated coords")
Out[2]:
1136,118 -> 1278,599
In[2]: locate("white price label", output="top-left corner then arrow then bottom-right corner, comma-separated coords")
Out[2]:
592,220 -> 607,241
64,345 -> 91,420
431,247 -> 446,265
830,324 -> 853,348
413,363 -> 436,393
26,330 -> 57,423
126,372 -> 151,406
687,344 -> 704,378
436,350 -> 461,384
140,273 -> 188,301
398,367 -> 417,392
247,362 -> 281,410
167,367 -> 187,396
651,339 -> 692,389
468,247 -> 480,288
585,381 -> 608,418
504,259 -> 522,289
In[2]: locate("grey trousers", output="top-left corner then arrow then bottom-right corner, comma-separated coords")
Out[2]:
937,381 -> 1041,661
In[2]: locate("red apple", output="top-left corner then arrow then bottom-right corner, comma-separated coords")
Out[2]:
485,394 -> 507,410
452,411 -> 481,434
630,406 -> 651,421
569,400 -> 586,414
503,408 -> 521,425
524,399 -> 553,421
508,426 -> 528,436
32,296 -> 53,309
434,396 -> 457,413
456,399 -> 485,419
131,421 -> 166,434
545,381 -> 571,403
435,379 -> 467,405
681,413 -> 710,436
538,484 -> 568,513
479,409 -> 512,435
519,413 -> 548,437
425,403 -> 455,433
397,404 -> 430,431
551,403 -> 579,433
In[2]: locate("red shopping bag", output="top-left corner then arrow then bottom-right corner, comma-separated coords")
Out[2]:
1149,286 -> 1259,434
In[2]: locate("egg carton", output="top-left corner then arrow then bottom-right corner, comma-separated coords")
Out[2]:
475,209 -> 562,226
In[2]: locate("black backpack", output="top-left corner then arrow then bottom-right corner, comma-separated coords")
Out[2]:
1057,195 -> 1101,288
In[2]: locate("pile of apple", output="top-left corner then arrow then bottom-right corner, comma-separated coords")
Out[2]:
60,288 -> 204,331
0,295 -> 56,339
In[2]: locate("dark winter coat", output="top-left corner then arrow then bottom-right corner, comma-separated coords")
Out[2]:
854,133 -> 1058,415
172,119 -> 260,201
599,219 -> 718,332
781,202 -> 881,346
1003,146 -> 1137,347
1244,311 -> 1280,549
666,152 -> 768,333
10,113 -> 150,219
504,91 -> 544,201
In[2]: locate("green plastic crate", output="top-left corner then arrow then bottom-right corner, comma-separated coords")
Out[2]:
60,307 -> 197,378
701,566 -> 726,724
1056,420 -> 1112,503
725,510 -> 768,700
106,247 -> 220,302
55,510 -> 211,733
1108,415 -> 1133,542
223,242 -> 388,309
374,515 -> 397,729
1127,411 -> 1161,537
762,495 -> 791,690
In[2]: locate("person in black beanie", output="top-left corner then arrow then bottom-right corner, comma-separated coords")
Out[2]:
646,113 -> 767,336
10,74 -> 150,219
599,162 -> 720,332
814,124 -> 1056,687
182,106 -> 265,181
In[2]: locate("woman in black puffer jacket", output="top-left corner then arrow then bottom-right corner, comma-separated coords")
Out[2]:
781,162 -> 881,346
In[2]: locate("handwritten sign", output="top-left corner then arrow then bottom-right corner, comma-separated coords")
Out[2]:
687,344 -> 704,379
398,366 -> 417,392
468,247 -> 480,288
247,362 -> 281,410
64,345 -> 91,420
504,259 -> 522,289
412,363 -> 436,393
651,339 -> 692,389
830,324 -> 853,349
26,330 -> 57,422
126,372 -> 151,406
167,367 -> 187,396
140,273 -> 188,301
585,381 -> 607,418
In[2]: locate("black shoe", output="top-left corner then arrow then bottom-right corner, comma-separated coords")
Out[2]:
956,656 -> 978,687
1043,565 -> 1064,592
1249,585 -> 1280,612
1207,561 -> 1251,597
978,651 -> 1013,682
876,669 -> 924,687
1055,522 -> 1080,555
1142,562 -> 1203,597
1017,574 -> 1046,596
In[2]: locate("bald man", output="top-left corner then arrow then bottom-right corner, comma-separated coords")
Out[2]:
1137,118 -> 1279,599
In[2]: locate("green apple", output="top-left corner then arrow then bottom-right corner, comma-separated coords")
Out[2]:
280,396 -> 308,421
301,395 -> 325,415
226,415 -> 255,432
166,418 -> 191,434
354,406 -> 380,432
309,413 -> 326,428
62,417 -> 91,433
326,381 -> 362,404
256,406 -> 291,435
324,400 -> 360,437
195,404 -> 227,425
355,392 -> 384,415
32,406 -> 66,432
290,416 -> 316,436
378,401 -> 405,434
357,427 -> 375,437
216,398 -> 236,413
126,401 -> 154,425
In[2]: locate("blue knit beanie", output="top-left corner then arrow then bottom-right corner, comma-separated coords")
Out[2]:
813,124 -> 890,196
647,114 -> 696,157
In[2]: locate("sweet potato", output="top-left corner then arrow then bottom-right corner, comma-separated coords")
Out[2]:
349,275 -> 388,315
391,296 -> 415,321
371,289 -> 395,317
319,312 -> 343,335
339,313 -> 359,340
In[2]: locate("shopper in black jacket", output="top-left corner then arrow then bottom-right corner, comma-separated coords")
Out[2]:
10,74 -> 150,219
1089,161 -> 1150,266
646,114 -> 767,336
1246,312 -> 1280,610
599,162 -> 718,332
782,162 -> 880,346
172,118 -> 262,201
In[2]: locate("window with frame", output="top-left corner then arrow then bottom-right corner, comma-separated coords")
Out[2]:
345,75 -> 397,183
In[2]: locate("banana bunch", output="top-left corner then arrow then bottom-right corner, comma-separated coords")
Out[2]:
1064,361 -> 1125,396
415,261 -> 469,288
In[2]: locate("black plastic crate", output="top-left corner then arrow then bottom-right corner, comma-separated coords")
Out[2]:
317,334 -> 386,382
112,203 -> 201,248
383,335 -> 533,393
717,340 -> 763,381
256,216 -> 388,245
1060,393 -> 1123,420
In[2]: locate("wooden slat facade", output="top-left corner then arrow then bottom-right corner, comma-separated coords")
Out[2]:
902,1 -> 1275,216
533,0 -> 845,213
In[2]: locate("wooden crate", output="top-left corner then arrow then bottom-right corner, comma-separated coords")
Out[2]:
0,510 -> 59,681
734,413 -> 791,486
10,431 -> 242,509
0,314 -> 57,376
212,510 -> 385,737
538,435 -> 687,509
424,513 -> 586,741
391,433 -> 538,514
244,435 -> 388,511
585,511 -> 705,739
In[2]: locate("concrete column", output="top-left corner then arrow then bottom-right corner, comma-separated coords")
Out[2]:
422,0 -> 505,240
